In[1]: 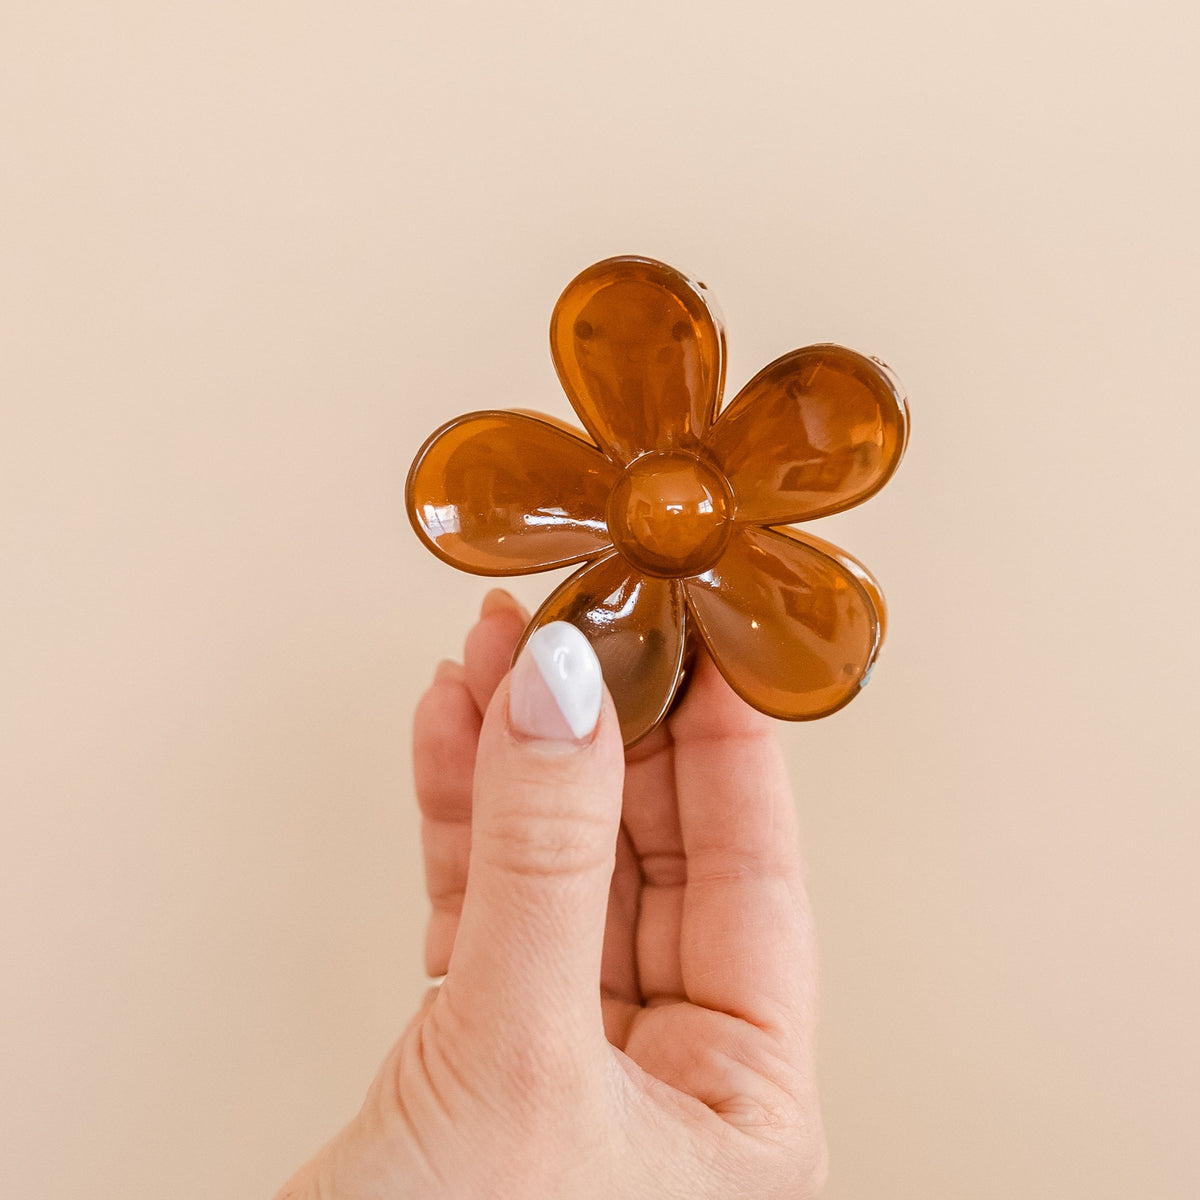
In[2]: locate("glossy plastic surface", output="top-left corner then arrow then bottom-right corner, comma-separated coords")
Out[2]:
550,256 -> 725,465
685,527 -> 882,719
405,255 -> 907,743
406,411 -> 618,575
778,526 -> 888,647
707,344 -> 908,524
607,451 -> 734,578
515,553 -> 686,746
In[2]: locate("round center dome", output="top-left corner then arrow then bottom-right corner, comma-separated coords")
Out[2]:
607,451 -> 734,578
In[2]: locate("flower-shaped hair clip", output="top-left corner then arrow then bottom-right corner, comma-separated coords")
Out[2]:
406,256 -> 908,746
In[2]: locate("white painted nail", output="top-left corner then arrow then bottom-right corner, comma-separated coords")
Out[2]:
509,621 -> 603,743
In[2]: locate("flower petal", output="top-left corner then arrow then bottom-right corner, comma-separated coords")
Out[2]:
774,526 -> 889,650
406,411 -> 618,575
515,552 -> 686,746
706,344 -> 908,524
684,527 -> 883,720
550,256 -> 726,465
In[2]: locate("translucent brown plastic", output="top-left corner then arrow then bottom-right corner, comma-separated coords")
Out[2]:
514,553 -> 687,746
684,528 -> 882,720
606,451 -> 734,578
549,257 -> 726,465
405,255 -> 908,744
407,411 -> 618,575
705,344 -> 909,524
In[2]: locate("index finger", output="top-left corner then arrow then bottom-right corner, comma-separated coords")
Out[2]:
670,653 -> 816,1042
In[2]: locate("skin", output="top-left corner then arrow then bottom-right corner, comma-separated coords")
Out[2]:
275,589 -> 827,1199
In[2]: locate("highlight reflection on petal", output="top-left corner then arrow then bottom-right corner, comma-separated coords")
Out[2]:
515,553 -> 686,746
706,344 -> 908,524
550,256 -> 725,465
772,526 -> 888,650
406,411 -> 618,575
685,527 -> 882,720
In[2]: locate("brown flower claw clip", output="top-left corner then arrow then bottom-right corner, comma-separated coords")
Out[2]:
406,256 -> 909,746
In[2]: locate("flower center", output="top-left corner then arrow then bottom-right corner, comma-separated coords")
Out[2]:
607,452 -> 734,578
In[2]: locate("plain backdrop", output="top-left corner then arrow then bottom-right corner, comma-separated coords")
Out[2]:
2,2 -> 1198,1197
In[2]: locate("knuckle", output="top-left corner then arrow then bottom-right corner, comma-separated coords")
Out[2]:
479,800 -> 614,879
690,843 -> 802,886
639,849 -> 687,887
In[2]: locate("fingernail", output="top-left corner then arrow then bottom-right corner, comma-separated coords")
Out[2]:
434,658 -> 463,684
509,622 -> 602,743
481,588 -> 529,621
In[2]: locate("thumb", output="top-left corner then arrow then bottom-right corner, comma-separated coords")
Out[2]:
441,621 -> 624,1058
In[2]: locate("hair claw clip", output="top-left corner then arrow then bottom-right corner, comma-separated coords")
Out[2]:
407,255 -> 908,745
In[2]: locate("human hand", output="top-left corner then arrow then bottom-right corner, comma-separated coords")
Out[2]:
275,590 -> 826,1198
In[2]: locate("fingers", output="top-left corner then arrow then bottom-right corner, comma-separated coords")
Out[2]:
621,731 -> 687,1005
463,588 -> 529,714
600,825 -> 640,1006
413,590 -> 528,976
413,659 -> 480,975
670,653 -> 816,1041
442,622 -> 626,1062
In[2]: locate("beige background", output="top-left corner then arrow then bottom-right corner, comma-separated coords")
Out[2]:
2,2 -> 1197,1197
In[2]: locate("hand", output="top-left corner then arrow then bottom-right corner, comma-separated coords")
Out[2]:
275,590 -> 827,1199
